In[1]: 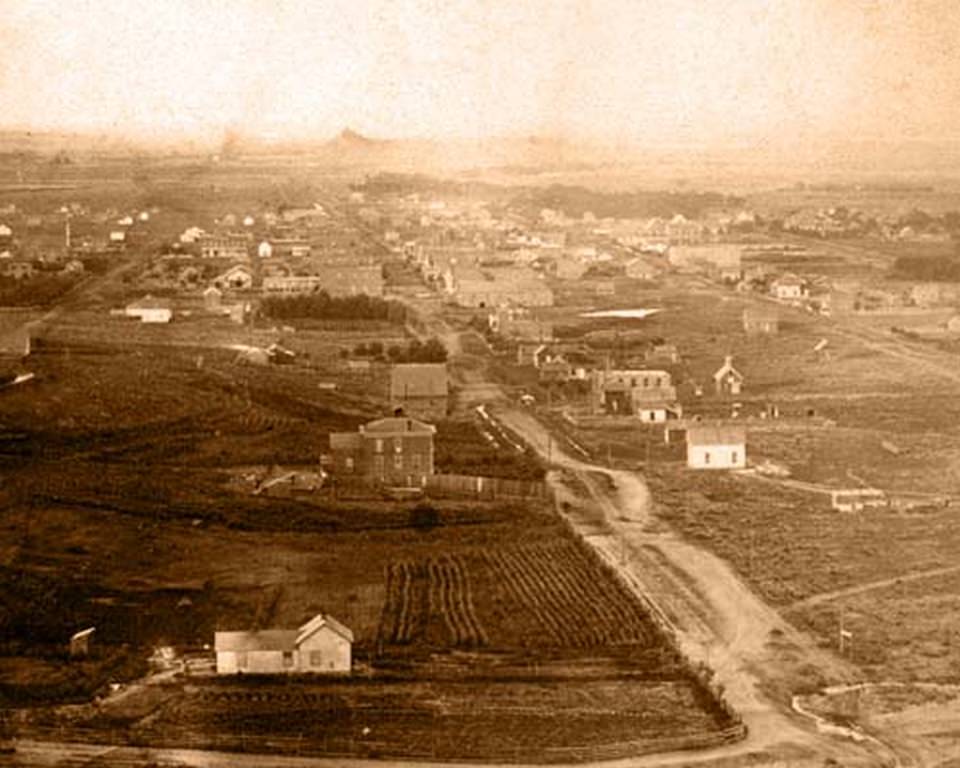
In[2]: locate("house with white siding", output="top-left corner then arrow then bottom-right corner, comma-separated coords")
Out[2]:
686,425 -> 746,470
215,614 -> 353,675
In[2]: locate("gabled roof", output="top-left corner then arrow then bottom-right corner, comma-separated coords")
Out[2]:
687,425 -> 746,446
361,416 -> 436,435
214,613 -> 354,653
216,264 -> 253,280
297,613 -> 355,644
389,363 -> 448,399
713,358 -> 743,382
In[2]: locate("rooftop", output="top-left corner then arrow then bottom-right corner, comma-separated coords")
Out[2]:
361,416 -> 436,435
687,425 -> 746,446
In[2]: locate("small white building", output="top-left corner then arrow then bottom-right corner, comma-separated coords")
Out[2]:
713,355 -> 744,396
770,274 -> 806,301
686,425 -> 746,470
125,296 -> 172,324
214,613 -> 353,675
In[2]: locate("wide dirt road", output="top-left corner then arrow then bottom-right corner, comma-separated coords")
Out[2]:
494,407 -> 898,767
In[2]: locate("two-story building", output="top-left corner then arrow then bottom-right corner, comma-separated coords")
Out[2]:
592,368 -> 679,417
329,416 -> 435,487
200,234 -> 250,260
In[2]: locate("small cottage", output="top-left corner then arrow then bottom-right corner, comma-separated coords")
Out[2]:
686,425 -> 747,470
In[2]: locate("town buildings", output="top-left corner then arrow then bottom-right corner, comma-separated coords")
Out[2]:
592,368 -> 680,418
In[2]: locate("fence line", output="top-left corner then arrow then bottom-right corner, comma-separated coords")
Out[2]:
425,472 -> 550,501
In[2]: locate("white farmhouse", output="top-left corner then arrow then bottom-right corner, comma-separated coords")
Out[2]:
686,425 -> 746,470
214,613 -> 353,675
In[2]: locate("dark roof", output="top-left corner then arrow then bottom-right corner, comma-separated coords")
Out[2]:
362,416 -> 436,435
389,363 -> 448,399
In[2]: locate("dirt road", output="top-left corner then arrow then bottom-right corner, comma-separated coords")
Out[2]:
493,407 -> 896,766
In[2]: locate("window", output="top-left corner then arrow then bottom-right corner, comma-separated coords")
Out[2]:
283,651 -> 294,668
236,652 -> 248,668
394,453 -> 403,469
394,437 -> 403,453
643,377 -> 649,388
704,451 -> 711,465
345,456 -> 354,472
374,439 -> 384,454
309,651 -> 324,667
411,454 -> 420,470
731,451 -> 738,464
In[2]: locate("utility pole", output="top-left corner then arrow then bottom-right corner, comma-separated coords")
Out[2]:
839,610 -> 852,655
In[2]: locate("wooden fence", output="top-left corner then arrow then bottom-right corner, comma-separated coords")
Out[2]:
425,473 -> 551,501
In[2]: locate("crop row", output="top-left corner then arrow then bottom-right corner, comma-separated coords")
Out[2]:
379,556 -> 487,649
428,555 -> 487,647
486,541 -> 655,648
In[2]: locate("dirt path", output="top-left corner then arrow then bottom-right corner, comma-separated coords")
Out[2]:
493,407 -> 896,766
786,562 -> 960,612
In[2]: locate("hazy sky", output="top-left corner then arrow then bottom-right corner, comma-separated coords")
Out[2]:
0,0 -> 958,145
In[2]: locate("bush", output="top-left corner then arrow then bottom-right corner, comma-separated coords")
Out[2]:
409,503 -> 440,531
893,254 -> 960,282
261,291 -> 405,322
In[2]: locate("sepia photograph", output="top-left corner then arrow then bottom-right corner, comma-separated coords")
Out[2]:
1,0 -> 960,765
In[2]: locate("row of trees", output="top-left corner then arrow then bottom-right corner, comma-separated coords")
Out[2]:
354,337 -> 448,363
261,291 -> 406,322
893,254 -> 960,282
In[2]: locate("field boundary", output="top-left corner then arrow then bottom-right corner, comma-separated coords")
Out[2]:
425,472 -> 550,500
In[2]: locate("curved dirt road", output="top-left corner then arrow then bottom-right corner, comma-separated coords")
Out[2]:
492,406 -> 896,767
